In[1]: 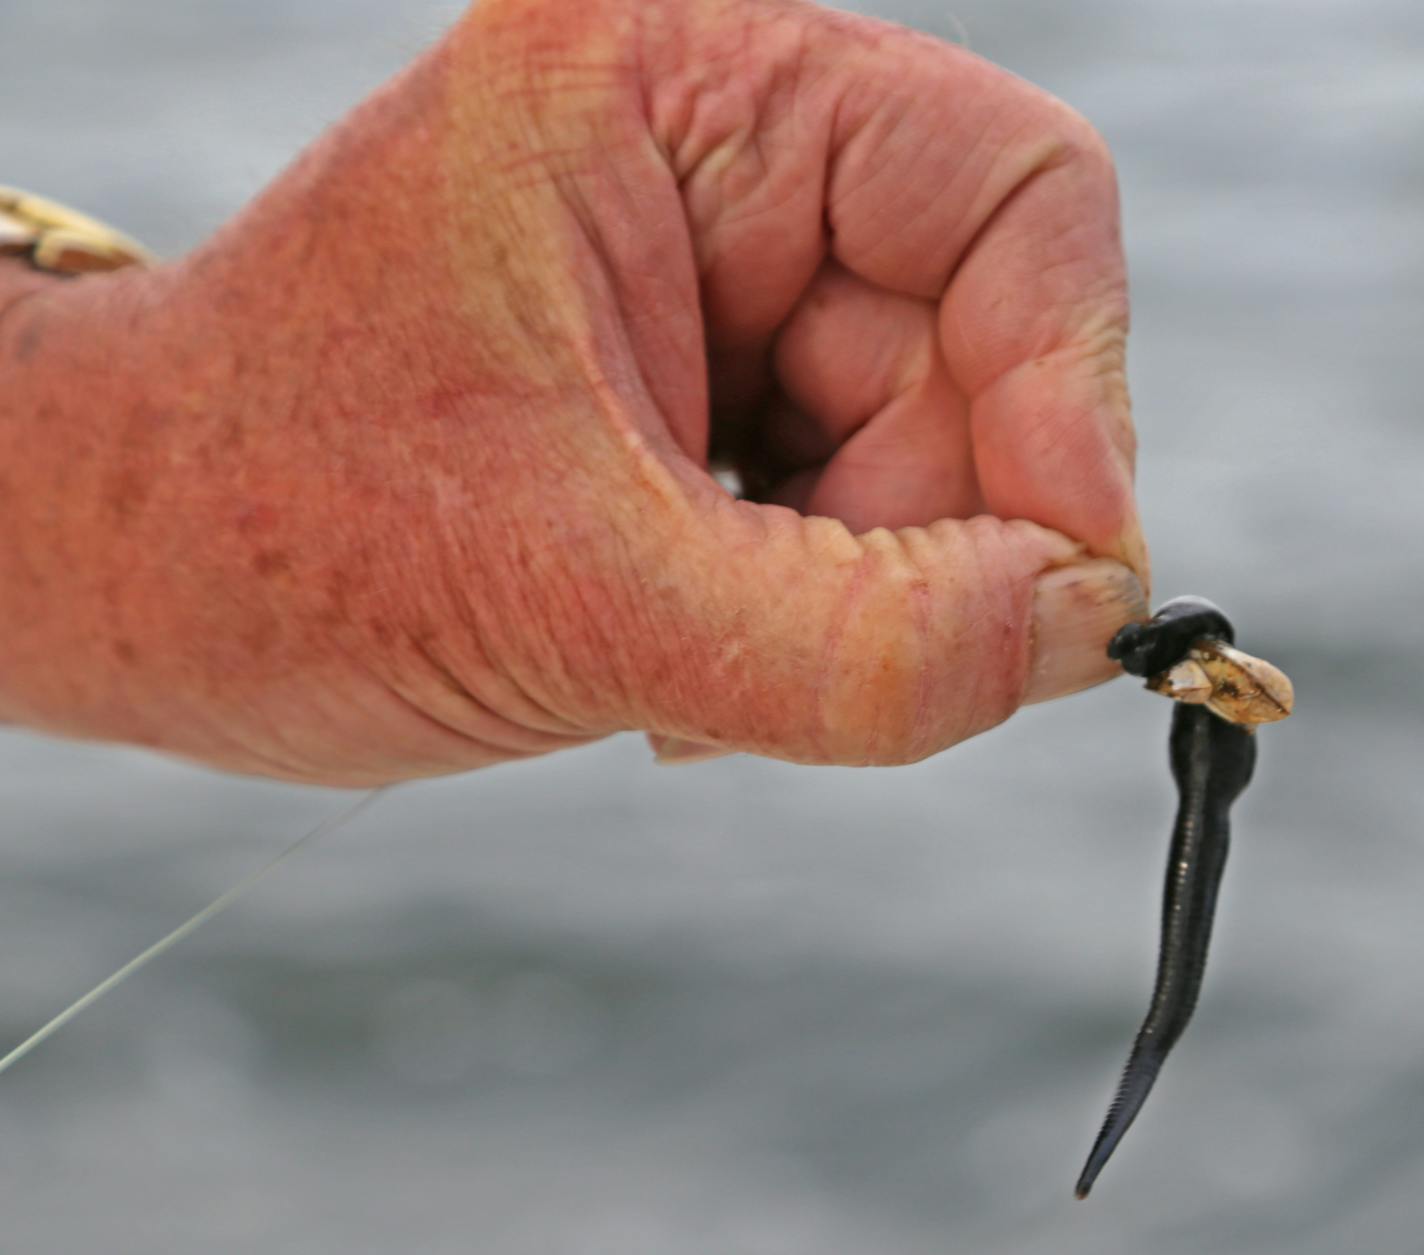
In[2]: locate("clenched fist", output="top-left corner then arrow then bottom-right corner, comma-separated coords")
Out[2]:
0,0 -> 1147,784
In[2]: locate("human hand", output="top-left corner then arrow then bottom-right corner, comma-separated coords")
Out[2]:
0,0 -> 1146,783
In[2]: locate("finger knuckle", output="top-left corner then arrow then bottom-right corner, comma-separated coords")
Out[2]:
1050,101 -> 1117,177
814,532 -> 936,765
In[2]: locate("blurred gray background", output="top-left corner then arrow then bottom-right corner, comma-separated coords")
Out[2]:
2,0 -> 1420,1251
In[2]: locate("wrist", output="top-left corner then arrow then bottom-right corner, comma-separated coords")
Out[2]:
0,262 -> 175,741
0,262 -> 65,325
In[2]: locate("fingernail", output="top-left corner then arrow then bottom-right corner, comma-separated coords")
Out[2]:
650,735 -> 735,766
1023,559 -> 1148,705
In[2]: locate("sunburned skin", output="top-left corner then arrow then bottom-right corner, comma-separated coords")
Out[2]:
1076,596 -> 1293,1199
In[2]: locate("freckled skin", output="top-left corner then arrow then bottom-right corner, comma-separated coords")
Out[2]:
0,0 -> 1146,783
1076,597 -> 1258,1199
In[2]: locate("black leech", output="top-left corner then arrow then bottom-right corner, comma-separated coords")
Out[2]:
1075,598 -> 1258,1199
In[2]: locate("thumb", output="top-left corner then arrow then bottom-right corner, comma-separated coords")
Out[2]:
634,502 -> 1145,766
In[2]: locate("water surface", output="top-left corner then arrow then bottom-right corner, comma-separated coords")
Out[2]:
2,1 -> 1421,1250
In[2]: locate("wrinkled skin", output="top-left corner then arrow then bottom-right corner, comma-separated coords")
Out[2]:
0,0 -> 1146,784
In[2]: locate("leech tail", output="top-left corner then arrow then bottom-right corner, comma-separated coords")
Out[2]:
1074,705 -> 1252,1198
1074,1045 -> 1167,1198
0,787 -> 388,1081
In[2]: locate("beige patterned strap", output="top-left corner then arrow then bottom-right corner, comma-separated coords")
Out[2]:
0,185 -> 155,275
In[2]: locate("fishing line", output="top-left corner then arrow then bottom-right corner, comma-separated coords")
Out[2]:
0,785 -> 389,1080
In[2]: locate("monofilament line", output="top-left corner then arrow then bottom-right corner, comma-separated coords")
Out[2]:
0,786 -> 388,1080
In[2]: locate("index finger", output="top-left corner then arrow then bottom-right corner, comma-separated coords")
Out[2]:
818,17 -> 1143,575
